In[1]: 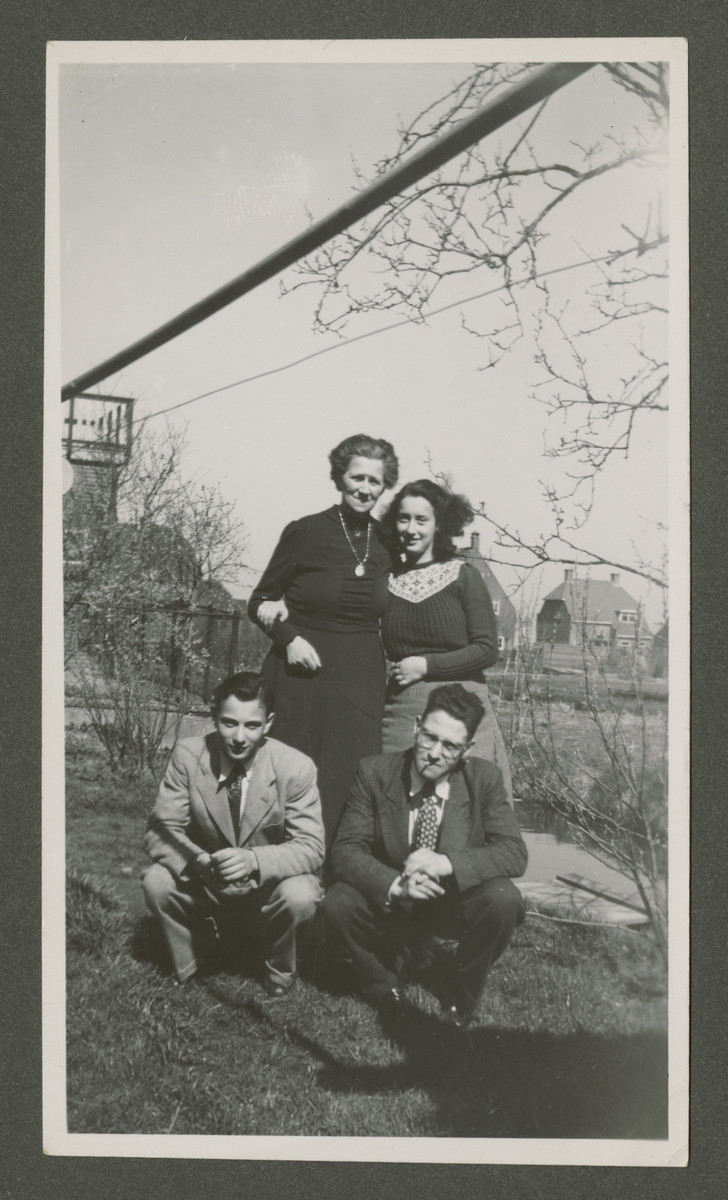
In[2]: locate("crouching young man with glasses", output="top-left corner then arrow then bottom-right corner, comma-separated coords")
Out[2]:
322,684 -> 527,1026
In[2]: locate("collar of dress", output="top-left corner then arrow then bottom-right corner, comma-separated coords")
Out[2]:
388,558 -> 462,603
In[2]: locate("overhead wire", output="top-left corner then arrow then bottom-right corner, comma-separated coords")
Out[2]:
131,248 -> 624,426
63,62 -> 595,401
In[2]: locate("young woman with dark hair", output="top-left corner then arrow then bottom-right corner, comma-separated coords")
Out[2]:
248,435 -> 399,849
380,479 -> 513,804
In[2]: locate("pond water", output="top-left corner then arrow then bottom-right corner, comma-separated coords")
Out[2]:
516,798 -> 635,897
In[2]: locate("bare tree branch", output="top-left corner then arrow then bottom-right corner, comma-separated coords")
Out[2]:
64,420 -> 249,616
287,61 -> 669,556
424,451 -> 668,590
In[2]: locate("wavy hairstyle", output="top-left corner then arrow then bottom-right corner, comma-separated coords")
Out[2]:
421,683 -> 485,740
383,478 -> 475,562
328,434 -> 399,491
211,671 -> 273,716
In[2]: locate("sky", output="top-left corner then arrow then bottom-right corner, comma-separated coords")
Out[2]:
52,45 -> 680,630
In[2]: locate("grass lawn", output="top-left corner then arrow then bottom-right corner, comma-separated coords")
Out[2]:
65,727 -> 668,1140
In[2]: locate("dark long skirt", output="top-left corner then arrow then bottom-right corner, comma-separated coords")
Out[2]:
262,628 -> 385,849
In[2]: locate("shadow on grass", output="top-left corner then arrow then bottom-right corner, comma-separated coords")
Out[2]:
124,891 -> 666,1140
231,992 -> 667,1140
130,907 -> 270,982
327,1003 -> 667,1139
130,914 -> 171,971
130,897 -> 357,990
71,883 -> 671,1142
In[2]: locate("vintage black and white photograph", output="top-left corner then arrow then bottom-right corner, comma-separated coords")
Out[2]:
44,39 -> 688,1162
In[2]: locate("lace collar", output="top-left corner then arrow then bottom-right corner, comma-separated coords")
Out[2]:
388,559 -> 462,603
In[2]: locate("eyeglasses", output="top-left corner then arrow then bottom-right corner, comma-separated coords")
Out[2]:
415,727 -> 468,760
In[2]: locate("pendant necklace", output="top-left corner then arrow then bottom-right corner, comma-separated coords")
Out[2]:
338,508 -> 371,577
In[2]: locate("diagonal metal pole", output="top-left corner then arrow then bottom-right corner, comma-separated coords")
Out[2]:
61,61 -> 595,401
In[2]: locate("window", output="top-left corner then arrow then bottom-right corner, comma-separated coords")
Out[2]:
497,636 -> 505,652
619,611 -> 637,623
492,599 -> 500,615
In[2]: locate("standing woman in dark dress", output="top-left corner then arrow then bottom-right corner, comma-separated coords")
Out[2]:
248,435 -> 399,849
380,479 -> 514,805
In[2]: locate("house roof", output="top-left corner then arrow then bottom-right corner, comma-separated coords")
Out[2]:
541,578 -> 652,637
652,619 -> 668,646
458,548 -> 515,612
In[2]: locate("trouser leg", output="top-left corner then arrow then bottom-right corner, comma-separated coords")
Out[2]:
141,862 -> 218,981
322,882 -> 399,1003
490,714 -> 515,808
257,874 -> 322,987
451,877 -> 525,1014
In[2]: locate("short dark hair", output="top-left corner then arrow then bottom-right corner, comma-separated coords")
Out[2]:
421,684 -> 485,741
383,479 -> 475,562
328,434 -> 399,490
211,671 -> 273,716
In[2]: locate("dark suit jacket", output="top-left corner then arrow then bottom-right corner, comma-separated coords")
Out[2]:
145,734 -> 324,893
331,750 -> 527,910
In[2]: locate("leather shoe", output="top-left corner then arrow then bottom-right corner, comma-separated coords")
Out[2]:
263,978 -> 294,999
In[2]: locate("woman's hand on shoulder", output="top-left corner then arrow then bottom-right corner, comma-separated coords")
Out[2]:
287,636 -> 322,672
392,656 -> 427,687
257,598 -> 289,631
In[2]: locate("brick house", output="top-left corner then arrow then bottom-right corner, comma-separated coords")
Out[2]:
536,569 -> 652,656
458,532 -> 517,660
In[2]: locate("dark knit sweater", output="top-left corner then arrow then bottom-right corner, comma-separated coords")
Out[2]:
382,560 -> 498,680
248,506 -> 393,648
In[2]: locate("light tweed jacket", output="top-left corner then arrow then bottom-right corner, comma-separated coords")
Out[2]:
145,733 -> 324,892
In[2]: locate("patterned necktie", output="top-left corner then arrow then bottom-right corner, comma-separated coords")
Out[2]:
227,770 -> 243,842
415,787 -> 439,851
